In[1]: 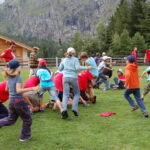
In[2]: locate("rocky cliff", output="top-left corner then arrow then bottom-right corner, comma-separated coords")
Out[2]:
0,0 -> 121,42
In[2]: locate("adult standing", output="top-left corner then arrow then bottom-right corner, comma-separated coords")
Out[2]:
0,41 -> 16,65
29,47 -> 39,77
59,47 -> 91,119
131,47 -> 138,63
144,48 -> 150,66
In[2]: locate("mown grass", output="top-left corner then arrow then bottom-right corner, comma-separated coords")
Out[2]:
0,66 -> 150,150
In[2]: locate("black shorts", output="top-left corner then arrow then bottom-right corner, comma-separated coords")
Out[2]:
80,91 -> 89,101
58,91 -> 63,102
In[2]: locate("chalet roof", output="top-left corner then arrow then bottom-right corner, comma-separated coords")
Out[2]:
0,35 -> 34,51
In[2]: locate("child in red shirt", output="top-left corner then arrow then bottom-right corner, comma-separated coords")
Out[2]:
23,76 -> 40,112
110,69 -> 125,89
78,71 -> 93,106
0,41 -> 16,64
0,81 -> 9,119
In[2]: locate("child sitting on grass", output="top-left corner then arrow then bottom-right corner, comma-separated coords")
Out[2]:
110,69 -> 125,89
36,59 -> 62,113
0,59 -> 38,142
140,66 -> 150,100
0,81 -> 9,119
124,56 -> 148,118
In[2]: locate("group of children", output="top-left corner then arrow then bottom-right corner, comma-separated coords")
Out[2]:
0,46 -> 150,142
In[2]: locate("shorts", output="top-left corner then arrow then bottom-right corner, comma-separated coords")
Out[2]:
80,91 -> 89,101
23,91 -> 40,107
143,82 -> 150,96
58,91 -> 63,102
38,86 -> 59,101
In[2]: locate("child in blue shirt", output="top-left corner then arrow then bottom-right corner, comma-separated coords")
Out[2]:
0,60 -> 38,142
141,67 -> 150,100
37,59 -> 62,113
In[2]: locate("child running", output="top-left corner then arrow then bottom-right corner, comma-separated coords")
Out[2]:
0,59 -> 38,142
141,66 -> 150,100
124,56 -> 148,117
59,47 -> 91,119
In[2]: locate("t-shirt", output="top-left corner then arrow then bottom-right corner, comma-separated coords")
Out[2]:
0,81 -> 9,103
146,49 -> 150,61
118,75 -> 125,82
131,50 -> 138,61
94,57 -> 99,65
146,67 -> 150,81
24,76 -> 40,88
53,73 -> 63,92
98,61 -> 106,72
78,71 -> 93,91
8,76 -> 23,99
86,57 -> 98,77
37,68 -> 54,88
0,49 -> 15,62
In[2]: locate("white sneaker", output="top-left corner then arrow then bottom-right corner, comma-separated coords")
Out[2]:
19,136 -> 32,142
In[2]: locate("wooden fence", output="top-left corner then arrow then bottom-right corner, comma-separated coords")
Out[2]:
0,57 -> 148,68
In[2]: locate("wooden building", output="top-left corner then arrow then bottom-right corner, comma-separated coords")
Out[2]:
0,35 -> 33,60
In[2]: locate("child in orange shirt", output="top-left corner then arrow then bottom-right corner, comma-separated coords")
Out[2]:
124,56 -> 148,118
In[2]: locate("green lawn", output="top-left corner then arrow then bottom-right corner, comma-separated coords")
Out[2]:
0,66 -> 150,150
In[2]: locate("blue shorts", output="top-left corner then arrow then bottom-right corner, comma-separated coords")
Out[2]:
38,86 -> 59,101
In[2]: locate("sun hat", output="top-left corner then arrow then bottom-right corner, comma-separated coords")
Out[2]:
103,56 -> 110,60
124,55 -> 135,63
39,59 -> 47,66
67,47 -> 76,53
8,59 -> 20,69
118,69 -> 124,74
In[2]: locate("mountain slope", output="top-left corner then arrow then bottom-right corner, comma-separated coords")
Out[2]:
0,0 -> 121,42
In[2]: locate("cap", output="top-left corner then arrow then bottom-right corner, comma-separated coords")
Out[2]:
67,47 -> 76,53
39,59 -> 47,66
124,55 -> 135,63
8,59 -> 20,69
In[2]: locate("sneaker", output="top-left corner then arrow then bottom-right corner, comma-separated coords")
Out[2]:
92,96 -> 97,104
72,110 -> 78,116
61,111 -> 68,119
39,108 -> 45,112
19,136 -> 32,142
83,103 -> 90,107
143,112 -> 149,118
131,105 -> 139,111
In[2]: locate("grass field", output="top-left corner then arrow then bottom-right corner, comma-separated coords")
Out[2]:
0,66 -> 150,150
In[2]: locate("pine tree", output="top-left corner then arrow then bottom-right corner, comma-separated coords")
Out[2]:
130,0 -> 147,36
120,29 -> 131,56
131,32 -> 147,54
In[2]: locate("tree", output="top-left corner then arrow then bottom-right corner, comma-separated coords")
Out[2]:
131,32 -> 147,54
130,0 -> 147,36
120,29 -> 131,56
71,33 -> 85,53
108,33 -> 121,57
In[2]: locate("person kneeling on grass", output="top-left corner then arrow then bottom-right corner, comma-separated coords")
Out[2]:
0,81 -> 9,119
110,69 -> 125,89
36,59 -> 62,114
124,56 -> 148,118
78,71 -> 94,106
23,76 -> 42,113
0,59 -> 38,142
140,66 -> 150,101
